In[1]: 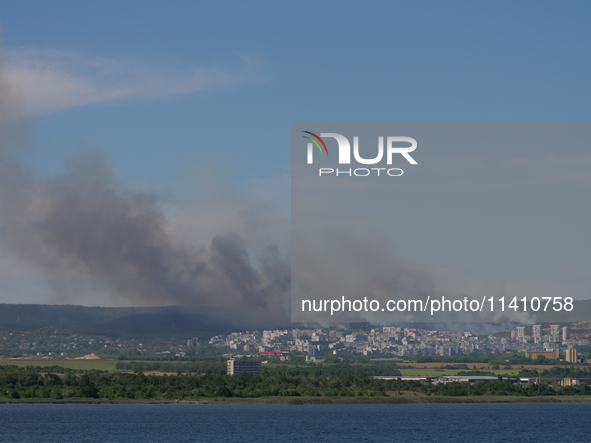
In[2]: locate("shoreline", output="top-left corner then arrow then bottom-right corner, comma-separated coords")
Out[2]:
2,395 -> 591,405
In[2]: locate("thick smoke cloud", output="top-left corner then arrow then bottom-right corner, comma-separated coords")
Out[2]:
0,49 -> 290,326
0,149 -> 289,316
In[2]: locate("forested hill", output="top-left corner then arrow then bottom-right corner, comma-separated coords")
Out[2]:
0,304 -> 263,339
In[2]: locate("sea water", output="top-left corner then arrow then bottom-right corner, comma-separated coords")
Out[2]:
1,403 -> 590,442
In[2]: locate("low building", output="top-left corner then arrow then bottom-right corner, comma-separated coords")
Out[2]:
227,359 -> 261,376
525,349 -> 559,360
259,351 -> 289,358
432,376 -> 501,385
372,376 -> 434,383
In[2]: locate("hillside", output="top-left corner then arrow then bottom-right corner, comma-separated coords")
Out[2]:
0,304 -> 267,339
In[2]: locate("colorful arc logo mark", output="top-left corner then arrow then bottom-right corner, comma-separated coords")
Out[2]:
302,131 -> 328,155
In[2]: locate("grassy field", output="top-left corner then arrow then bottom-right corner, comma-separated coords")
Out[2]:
0,359 -> 579,377
397,362 -> 574,371
397,368 -> 521,377
0,359 -> 119,371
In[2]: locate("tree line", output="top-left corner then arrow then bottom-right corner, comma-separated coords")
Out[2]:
1,367 -> 591,400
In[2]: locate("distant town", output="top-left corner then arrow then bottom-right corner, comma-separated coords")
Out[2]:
2,322 -> 590,365
2,321 -> 591,403
210,323 -> 591,363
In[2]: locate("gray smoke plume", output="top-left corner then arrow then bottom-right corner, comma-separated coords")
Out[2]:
0,48 -> 290,326
0,148 -> 290,318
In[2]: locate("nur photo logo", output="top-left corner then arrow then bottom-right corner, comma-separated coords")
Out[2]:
302,131 -> 418,177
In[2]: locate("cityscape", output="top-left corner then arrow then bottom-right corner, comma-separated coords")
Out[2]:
2,322 -> 590,364
212,323 -> 590,362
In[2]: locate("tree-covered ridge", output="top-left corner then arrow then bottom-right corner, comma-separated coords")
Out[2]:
1,366 -> 591,401
0,304 -> 241,338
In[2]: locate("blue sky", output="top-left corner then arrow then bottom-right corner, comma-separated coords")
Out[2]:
3,1 -> 590,191
0,1 -> 590,308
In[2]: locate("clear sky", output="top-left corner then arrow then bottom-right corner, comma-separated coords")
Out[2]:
0,1 -> 589,310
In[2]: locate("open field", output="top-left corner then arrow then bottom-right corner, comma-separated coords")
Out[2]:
397,368 -> 522,377
0,359 -> 586,376
398,362 -> 581,370
0,359 -> 119,371
397,364 -> 587,377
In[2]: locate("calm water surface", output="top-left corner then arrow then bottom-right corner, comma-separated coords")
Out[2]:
1,403 -> 590,442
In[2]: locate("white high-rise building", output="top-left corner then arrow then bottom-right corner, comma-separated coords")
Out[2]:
562,326 -> 569,342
